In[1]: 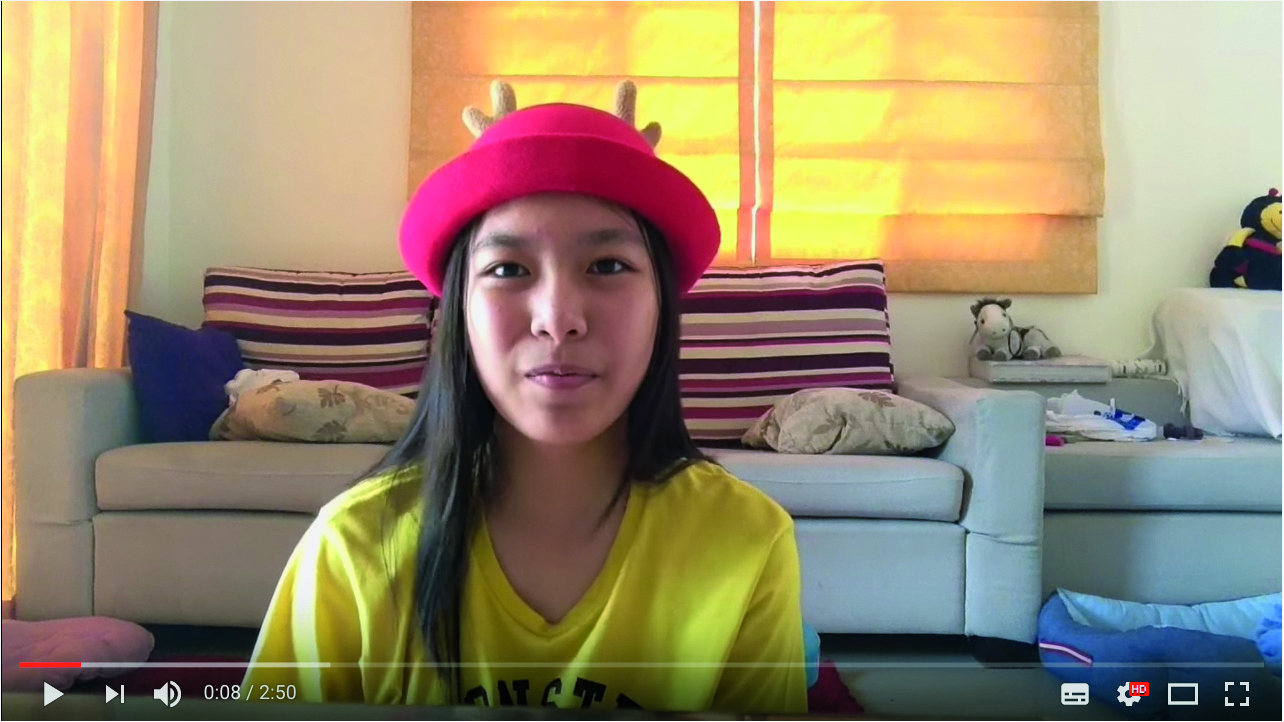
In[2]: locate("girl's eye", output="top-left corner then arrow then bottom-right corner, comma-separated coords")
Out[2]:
589,258 -> 632,275
486,262 -> 528,278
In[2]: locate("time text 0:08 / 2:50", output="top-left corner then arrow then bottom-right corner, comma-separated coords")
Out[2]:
205,684 -> 297,701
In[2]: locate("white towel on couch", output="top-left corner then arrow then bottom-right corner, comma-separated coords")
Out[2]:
1148,288 -> 1282,438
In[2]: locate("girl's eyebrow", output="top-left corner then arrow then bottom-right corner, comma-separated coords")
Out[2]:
579,227 -> 643,246
474,233 -> 525,252
474,227 -> 642,252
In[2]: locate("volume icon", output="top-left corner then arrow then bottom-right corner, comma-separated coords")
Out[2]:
153,681 -> 181,707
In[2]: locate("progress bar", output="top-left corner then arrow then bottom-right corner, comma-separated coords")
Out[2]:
18,661 -> 1270,669
19,662 -> 329,668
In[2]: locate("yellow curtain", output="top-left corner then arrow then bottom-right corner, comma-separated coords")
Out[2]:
410,1 -> 749,265
409,0 -> 1100,292
766,1 -> 1102,292
1,0 -> 157,612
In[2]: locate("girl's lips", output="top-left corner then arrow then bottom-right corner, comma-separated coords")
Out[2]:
525,372 -> 597,390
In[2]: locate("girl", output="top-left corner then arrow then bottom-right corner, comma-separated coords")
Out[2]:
242,82 -> 807,714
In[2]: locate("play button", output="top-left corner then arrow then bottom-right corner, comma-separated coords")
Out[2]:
43,683 -> 63,706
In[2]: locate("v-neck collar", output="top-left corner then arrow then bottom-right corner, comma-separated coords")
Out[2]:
475,485 -> 645,637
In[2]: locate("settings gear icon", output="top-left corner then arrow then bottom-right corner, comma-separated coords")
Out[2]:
1117,684 -> 1141,706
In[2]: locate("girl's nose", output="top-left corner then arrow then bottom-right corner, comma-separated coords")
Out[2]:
529,273 -> 588,342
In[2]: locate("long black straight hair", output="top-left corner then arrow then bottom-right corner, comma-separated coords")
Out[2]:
360,209 -> 710,701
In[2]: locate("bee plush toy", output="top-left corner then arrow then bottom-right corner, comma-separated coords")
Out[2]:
1210,188 -> 1282,290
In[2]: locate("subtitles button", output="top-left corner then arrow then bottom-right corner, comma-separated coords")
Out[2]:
1060,682 -> 1090,705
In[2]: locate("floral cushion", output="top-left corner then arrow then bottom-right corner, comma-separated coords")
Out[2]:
211,380 -> 413,443
743,387 -> 953,455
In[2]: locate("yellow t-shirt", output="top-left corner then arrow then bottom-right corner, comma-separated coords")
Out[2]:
242,459 -> 807,714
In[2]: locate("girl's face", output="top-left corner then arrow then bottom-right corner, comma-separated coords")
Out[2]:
466,193 -> 660,447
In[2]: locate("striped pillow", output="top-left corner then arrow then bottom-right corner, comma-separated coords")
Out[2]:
203,267 -> 435,397
679,261 -> 896,443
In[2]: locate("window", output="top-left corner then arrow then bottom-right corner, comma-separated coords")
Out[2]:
410,1 -> 1102,293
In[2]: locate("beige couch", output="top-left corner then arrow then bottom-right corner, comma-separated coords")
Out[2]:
15,369 -> 1046,643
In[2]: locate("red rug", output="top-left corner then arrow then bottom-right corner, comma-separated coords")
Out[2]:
808,661 -> 865,715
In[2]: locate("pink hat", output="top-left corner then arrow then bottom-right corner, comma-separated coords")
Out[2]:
399,82 -> 720,297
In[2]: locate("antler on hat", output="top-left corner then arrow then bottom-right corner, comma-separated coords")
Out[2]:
406,80 -> 719,298
612,80 -> 662,149
462,80 -> 518,138
461,79 -> 662,149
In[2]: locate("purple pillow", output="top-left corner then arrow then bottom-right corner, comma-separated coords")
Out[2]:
1,617 -> 154,692
678,261 -> 895,443
125,311 -> 246,443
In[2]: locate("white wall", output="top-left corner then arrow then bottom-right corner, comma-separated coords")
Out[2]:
138,1 -> 411,322
138,1 -> 1283,378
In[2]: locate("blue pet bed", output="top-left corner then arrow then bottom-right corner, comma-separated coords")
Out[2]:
1039,589 -> 1281,719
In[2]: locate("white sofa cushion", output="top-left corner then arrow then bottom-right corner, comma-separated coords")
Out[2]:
94,511 -> 313,627
705,447 -> 963,521
96,441 -> 390,513
1043,512 -> 1283,604
98,442 -> 966,522
796,518 -> 964,634
1044,437 -> 1282,512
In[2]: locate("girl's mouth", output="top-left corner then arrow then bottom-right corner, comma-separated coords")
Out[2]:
525,364 -> 599,390
526,374 -> 596,390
